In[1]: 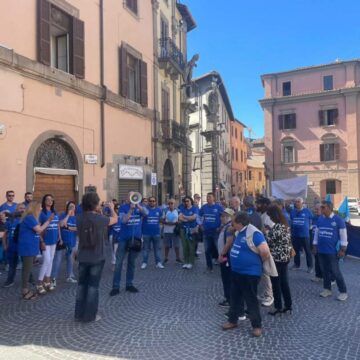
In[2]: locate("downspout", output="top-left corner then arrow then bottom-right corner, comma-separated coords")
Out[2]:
152,1 -> 158,199
100,0 -> 106,168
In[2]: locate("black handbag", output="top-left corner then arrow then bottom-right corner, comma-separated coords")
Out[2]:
127,238 -> 142,252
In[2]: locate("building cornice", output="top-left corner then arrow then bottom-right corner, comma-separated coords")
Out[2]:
0,46 -> 152,120
259,86 -> 360,108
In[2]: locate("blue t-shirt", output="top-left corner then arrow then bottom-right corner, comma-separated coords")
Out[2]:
18,215 -> 40,257
199,204 -> 223,234
76,204 -> 83,215
39,210 -> 59,245
59,213 -> 77,248
6,218 -> 21,254
230,227 -> 265,276
317,215 -> 346,255
0,202 -> 17,214
179,206 -> 199,229
290,208 -> 312,238
110,216 -> 122,242
142,207 -> 162,236
118,203 -> 143,241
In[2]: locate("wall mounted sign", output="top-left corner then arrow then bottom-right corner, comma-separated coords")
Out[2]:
119,165 -> 144,180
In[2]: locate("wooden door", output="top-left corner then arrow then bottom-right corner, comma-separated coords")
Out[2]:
33,174 -> 76,213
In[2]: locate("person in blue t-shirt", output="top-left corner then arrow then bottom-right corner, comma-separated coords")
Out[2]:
51,201 -> 78,287
141,196 -> 164,269
22,192 -> 33,208
0,190 -> 17,214
37,194 -> 59,295
313,200 -> 348,301
3,203 -> 26,287
290,197 -> 313,272
199,192 -> 223,271
18,201 -> 54,300
310,203 -> 323,282
110,209 -> 121,269
220,212 -> 271,338
178,196 -> 199,269
110,192 -> 149,296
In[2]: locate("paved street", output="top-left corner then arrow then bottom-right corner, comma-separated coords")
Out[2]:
0,244 -> 359,360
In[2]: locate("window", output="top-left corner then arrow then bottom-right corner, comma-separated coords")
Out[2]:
37,0 -> 85,78
126,0 -> 138,15
279,113 -> 296,130
236,172 -> 239,183
161,88 -> 170,121
231,125 -> 234,137
326,180 -> 336,194
231,147 -> 234,160
323,75 -> 333,91
235,149 -> 238,161
320,143 -> 339,162
319,109 -> 338,126
235,128 -> 238,139
120,46 -> 148,106
241,150 -> 243,162
160,17 -> 169,39
239,172 -> 243,182
282,81 -> 291,96
248,171 -> 252,180
283,144 -> 294,163
240,131 -> 243,141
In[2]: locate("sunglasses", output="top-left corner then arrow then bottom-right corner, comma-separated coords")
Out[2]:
149,200 -> 156,203
7,194 -> 14,197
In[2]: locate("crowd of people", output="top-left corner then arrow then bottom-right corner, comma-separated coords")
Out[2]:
0,189 -> 349,336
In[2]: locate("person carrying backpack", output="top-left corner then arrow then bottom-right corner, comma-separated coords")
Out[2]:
75,192 -> 117,322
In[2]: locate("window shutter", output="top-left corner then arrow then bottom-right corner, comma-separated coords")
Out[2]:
72,17 -> 85,79
292,113 -> 296,129
333,108 -> 339,125
140,60 -> 148,107
320,144 -> 325,161
119,46 -> 128,97
335,143 -> 340,160
37,0 -> 51,66
278,115 -> 284,130
319,110 -> 324,126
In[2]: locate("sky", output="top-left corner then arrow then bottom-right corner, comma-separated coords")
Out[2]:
186,0 -> 360,138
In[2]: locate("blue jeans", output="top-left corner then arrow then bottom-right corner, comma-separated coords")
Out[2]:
318,253 -> 347,293
112,240 -> 138,289
142,235 -> 161,264
204,232 -> 219,270
74,260 -> 105,322
51,247 -> 75,279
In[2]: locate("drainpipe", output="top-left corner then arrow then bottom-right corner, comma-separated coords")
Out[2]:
100,0 -> 106,168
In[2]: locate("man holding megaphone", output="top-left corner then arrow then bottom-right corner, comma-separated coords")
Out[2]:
110,192 -> 148,296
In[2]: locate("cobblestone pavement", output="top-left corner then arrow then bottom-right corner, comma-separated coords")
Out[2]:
0,244 -> 359,360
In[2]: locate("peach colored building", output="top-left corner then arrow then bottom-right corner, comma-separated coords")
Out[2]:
230,119 -> 247,197
260,59 -> 360,206
0,0 -> 156,211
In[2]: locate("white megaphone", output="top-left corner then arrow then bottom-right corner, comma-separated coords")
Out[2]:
129,191 -> 142,205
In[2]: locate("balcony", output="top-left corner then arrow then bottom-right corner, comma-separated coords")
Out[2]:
161,119 -> 187,147
158,38 -> 185,78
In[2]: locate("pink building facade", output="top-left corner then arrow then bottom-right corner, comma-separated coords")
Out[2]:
260,60 -> 360,206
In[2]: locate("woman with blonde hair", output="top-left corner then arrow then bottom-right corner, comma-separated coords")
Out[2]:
18,201 -> 53,300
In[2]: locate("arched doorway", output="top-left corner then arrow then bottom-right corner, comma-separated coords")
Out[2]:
32,138 -> 78,212
163,159 -> 174,201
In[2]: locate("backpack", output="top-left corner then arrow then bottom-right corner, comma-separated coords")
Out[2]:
79,216 -> 97,249
13,223 -> 21,244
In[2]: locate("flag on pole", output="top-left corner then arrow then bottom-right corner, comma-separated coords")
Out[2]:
338,196 -> 350,222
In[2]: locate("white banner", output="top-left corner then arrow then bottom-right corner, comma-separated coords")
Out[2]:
271,175 -> 308,200
119,165 -> 144,180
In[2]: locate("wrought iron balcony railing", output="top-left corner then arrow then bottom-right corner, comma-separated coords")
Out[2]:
158,37 -> 185,75
161,119 -> 187,147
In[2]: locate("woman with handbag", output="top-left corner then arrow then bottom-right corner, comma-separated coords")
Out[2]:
221,212 -> 270,337
37,194 -> 59,294
266,204 -> 293,316
178,196 -> 199,270
18,201 -> 53,300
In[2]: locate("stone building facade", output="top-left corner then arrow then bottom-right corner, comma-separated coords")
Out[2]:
189,72 -> 234,203
260,59 -> 360,206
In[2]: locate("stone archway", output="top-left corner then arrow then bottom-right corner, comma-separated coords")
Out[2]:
27,132 -> 83,212
163,159 -> 174,200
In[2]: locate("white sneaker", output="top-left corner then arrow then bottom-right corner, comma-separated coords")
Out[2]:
156,262 -> 164,269
95,314 -> 102,322
187,264 -> 193,269
182,264 -> 188,269
238,315 -> 247,321
51,278 -> 57,288
337,293 -> 348,301
331,281 -> 336,287
196,250 -> 202,255
261,297 -> 274,307
320,289 -> 332,298
141,263 -> 147,270
311,276 -> 322,283
66,277 -> 78,284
